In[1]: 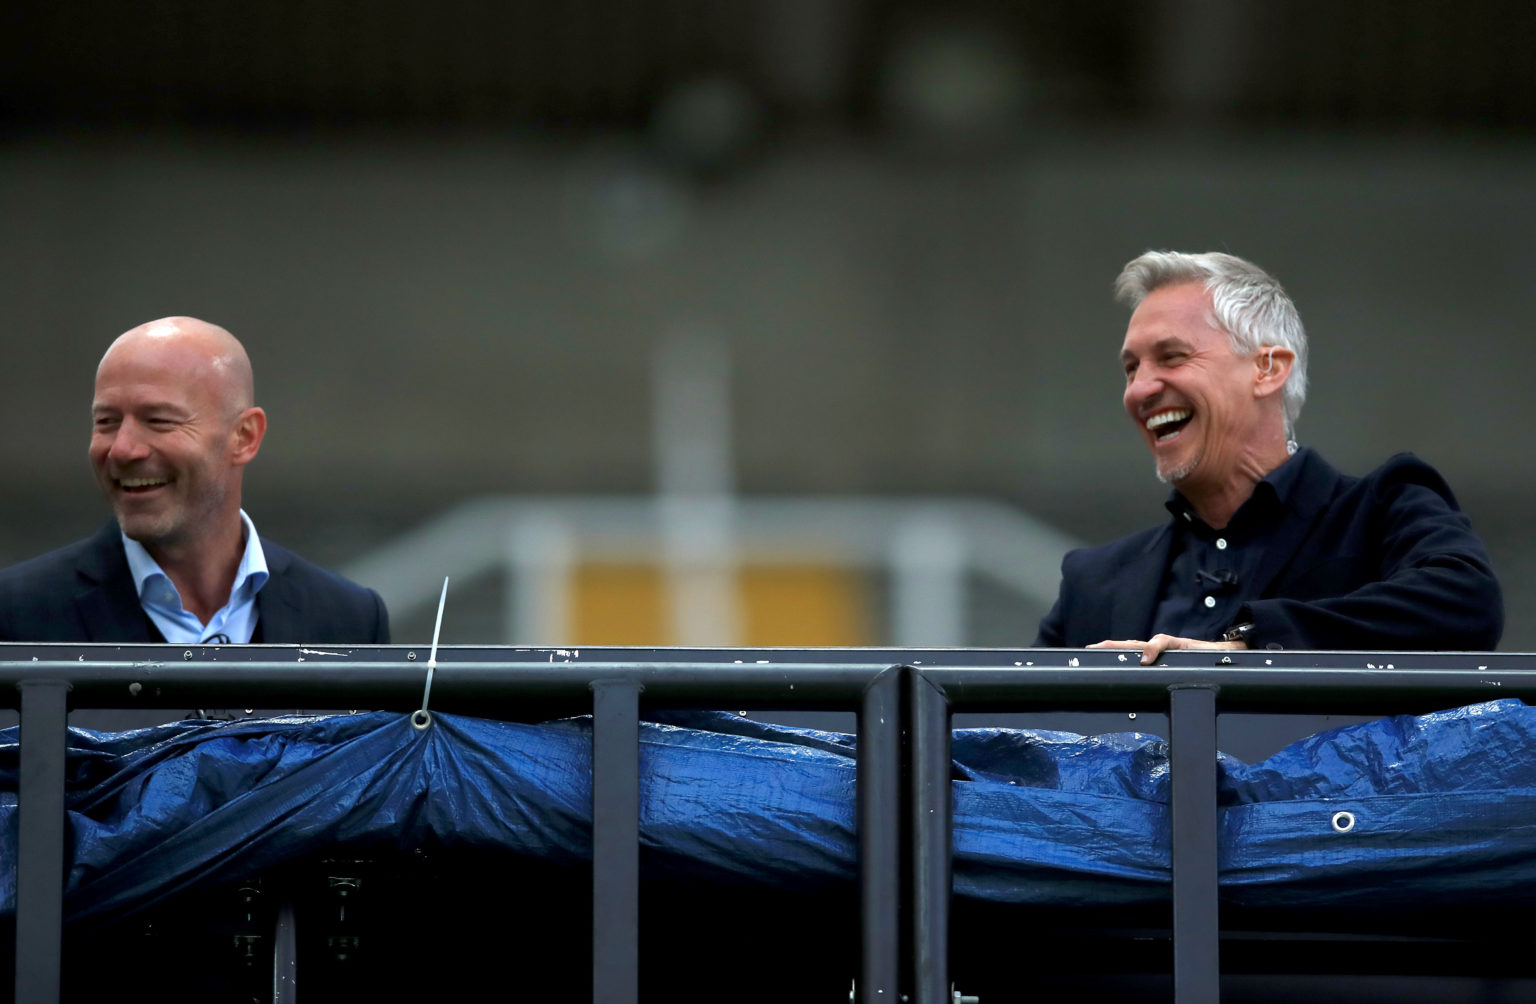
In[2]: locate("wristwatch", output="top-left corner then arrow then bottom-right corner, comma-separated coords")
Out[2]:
1222,621 -> 1256,645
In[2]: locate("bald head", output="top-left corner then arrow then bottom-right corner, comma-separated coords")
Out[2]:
90,316 -> 267,557
100,316 -> 255,418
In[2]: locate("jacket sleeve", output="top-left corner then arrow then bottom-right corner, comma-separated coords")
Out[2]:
1033,592 -> 1067,647
371,589 -> 391,644
1034,547 -> 1090,647
1242,466 -> 1503,652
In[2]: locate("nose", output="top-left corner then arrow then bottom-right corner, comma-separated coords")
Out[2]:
1124,368 -> 1163,415
105,418 -> 151,464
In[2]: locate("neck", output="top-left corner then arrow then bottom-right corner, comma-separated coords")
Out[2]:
1181,436 -> 1293,529
146,513 -> 245,626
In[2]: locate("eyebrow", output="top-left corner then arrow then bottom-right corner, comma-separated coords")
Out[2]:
91,401 -> 190,418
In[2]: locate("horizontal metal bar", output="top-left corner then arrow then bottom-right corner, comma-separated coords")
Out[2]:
918,665 -> 1536,714
0,661 -> 894,710
3,644 -> 1533,672
2,648 -> 1533,714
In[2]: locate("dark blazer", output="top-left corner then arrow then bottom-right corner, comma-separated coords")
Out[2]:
1034,450 -> 1503,652
0,521 -> 390,644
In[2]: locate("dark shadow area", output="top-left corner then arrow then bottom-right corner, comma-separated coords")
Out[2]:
11,864 -> 1536,1003
1,849 -> 861,1004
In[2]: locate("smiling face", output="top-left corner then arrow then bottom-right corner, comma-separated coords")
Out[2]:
89,319 -> 264,554
1120,281 -> 1265,492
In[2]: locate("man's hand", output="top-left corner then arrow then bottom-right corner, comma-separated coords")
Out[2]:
1088,634 -> 1247,665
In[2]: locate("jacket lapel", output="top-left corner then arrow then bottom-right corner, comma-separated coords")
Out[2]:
254,543 -> 303,643
73,522 -> 159,643
1109,525 -> 1173,640
1243,449 -> 1344,601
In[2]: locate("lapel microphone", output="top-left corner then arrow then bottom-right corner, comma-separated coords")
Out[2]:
1195,569 -> 1240,594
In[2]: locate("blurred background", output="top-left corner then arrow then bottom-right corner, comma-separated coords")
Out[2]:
3,0 -> 1532,650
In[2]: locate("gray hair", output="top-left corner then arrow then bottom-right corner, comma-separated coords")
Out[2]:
1114,250 -> 1308,435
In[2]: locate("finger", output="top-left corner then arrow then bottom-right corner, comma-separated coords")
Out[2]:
1140,634 -> 1175,665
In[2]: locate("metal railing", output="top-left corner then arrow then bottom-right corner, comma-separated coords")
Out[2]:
6,643 -> 1536,1004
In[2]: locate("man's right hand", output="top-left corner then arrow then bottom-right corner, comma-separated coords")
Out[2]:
1088,634 -> 1247,665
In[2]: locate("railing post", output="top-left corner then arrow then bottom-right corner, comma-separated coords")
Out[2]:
1168,683 -> 1221,1004
858,666 -> 903,1003
591,679 -> 642,1004
273,898 -> 297,1003
14,678 -> 71,1004
909,670 -> 952,1004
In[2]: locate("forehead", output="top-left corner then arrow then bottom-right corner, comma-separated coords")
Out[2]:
93,337 -> 220,407
1120,281 -> 1228,356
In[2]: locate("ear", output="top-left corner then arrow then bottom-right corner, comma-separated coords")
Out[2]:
229,407 -> 267,467
1253,346 -> 1295,400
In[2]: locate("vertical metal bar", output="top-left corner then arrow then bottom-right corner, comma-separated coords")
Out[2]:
909,671 -> 952,1004
858,666 -> 902,1003
14,678 -> 71,1004
1168,684 -> 1221,1004
272,898 -> 297,1004
591,679 -> 642,1004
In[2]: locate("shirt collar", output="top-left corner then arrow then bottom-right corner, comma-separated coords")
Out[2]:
1164,446 -> 1312,529
122,510 -> 269,603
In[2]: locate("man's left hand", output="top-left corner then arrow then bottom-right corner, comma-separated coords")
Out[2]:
1087,634 -> 1247,665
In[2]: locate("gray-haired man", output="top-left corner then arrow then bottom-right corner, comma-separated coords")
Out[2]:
1035,251 -> 1501,660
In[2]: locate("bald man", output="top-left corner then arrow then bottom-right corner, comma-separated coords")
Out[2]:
0,317 -> 389,645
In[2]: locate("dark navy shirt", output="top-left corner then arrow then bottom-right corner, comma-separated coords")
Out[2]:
1149,450 -> 1308,640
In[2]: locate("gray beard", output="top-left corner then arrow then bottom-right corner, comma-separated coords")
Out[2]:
1155,449 -> 1201,485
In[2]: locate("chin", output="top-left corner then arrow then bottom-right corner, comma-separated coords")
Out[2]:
1154,450 -> 1201,485
114,510 -> 177,545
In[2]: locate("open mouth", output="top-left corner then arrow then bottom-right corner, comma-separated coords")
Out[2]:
117,476 -> 170,495
1145,408 -> 1192,442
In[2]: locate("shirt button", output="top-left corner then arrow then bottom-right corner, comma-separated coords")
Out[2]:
1203,596 -> 1216,608
1216,538 -> 1228,550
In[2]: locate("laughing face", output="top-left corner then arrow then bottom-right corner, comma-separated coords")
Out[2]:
1120,281 -> 1264,491
89,320 -> 262,552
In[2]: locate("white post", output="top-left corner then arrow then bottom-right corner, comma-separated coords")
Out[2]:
652,329 -> 740,646
890,511 -> 967,648
507,511 -> 576,645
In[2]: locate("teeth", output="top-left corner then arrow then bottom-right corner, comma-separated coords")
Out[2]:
119,477 -> 168,488
1145,409 -> 1191,431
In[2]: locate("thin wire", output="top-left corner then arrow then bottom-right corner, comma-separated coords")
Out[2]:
418,576 -> 450,721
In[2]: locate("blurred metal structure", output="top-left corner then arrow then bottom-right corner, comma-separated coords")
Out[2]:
4,0 -> 1531,131
341,494 -> 1079,646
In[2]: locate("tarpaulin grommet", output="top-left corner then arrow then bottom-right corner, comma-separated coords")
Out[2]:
1331,810 -> 1356,833
411,709 -> 433,731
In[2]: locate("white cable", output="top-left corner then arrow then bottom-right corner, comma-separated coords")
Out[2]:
412,577 -> 450,731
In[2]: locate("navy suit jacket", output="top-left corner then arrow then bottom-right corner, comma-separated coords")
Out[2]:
1034,450 -> 1502,652
0,521 -> 389,644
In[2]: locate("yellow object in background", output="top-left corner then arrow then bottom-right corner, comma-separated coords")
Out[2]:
570,563 -> 872,647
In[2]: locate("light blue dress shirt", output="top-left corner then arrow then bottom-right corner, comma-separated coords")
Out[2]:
122,510 -> 270,644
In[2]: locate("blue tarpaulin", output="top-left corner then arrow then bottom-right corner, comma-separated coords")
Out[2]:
4,698 -> 1536,923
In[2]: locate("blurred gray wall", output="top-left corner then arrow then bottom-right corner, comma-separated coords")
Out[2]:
2,0 -> 1531,647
